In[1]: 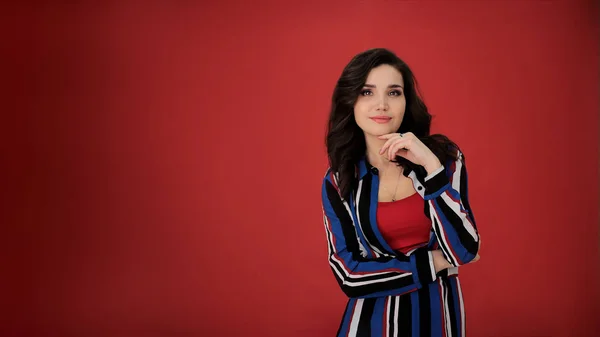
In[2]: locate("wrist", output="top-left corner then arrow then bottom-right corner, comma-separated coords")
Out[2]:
424,158 -> 442,175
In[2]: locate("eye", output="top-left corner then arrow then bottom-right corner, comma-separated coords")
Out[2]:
389,90 -> 402,96
360,89 -> 373,96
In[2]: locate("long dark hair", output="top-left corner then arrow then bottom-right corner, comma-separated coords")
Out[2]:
325,48 -> 459,200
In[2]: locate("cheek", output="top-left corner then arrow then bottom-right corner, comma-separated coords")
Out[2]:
353,102 -> 371,131
391,98 -> 406,115
353,101 -> 369,118
392,96 -> 406,107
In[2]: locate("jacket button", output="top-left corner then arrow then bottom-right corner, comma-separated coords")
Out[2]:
370,167 -> 379,175
417,186 -> 423,191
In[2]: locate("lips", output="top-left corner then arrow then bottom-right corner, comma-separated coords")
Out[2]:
369,116 -> 392,124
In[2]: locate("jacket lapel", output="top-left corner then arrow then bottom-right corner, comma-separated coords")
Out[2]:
354,157 -> 438,257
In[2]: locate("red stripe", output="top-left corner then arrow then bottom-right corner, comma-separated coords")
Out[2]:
447,157 -> 475,229
431,197 -> 463,265
445,191 -> 473,221
446,190 -> 461,204
382,297 -> 389,337
444,190 -> 476,243
450,160 -> 456,177
368,246 -> 377,258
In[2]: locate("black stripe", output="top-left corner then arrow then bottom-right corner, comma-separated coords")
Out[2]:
326,179 -> 417,298
324,216 -> 402,286
357,175 -> 390,255
418,281 -> 432,337
357,298 -> 376,337
413,248 -> 435,284
326,180 -> 363,259
423,199 -> 431,219
458,157 -> 477,227
431,215 -> 457,266
324,223 -> 406,286
327,179 -> 401,292
398,294 -> 412,337
388,296 -> 397,337
341,274 -> 415,299
329,259 -> 398,283
323,214 -> 336,256
444,278 -> 459,337
435,197 -> 479,255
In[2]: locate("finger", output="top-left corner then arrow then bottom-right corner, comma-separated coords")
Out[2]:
377,133 -> 399,140
384,138 -> 403,157
392,149 -> 409,161
380,134 -> 402,154
388,139 -> 409,160
386,138 -> 406,159
379,138 -> 393,154
391,139 -> 411,160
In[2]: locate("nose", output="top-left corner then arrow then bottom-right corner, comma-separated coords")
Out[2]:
376,96 -> 389,111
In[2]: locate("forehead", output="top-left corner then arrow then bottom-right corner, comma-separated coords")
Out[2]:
365,64 -> 404,84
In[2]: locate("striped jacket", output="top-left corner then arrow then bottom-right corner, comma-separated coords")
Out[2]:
320,149 -> 480,337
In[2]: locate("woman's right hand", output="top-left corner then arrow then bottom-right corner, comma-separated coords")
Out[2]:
432,250 -> 452,273
432,250 -> 480,273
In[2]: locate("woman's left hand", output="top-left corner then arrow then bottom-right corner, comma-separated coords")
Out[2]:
378,132 -> 442,174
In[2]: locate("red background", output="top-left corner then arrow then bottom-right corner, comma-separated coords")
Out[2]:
2,1 -> 599,336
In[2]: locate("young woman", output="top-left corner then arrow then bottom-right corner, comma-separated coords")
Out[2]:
321,48 -> 481,337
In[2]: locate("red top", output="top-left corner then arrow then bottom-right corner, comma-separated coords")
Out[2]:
376,192 -> 431,255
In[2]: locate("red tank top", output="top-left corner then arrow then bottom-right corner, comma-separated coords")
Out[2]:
376,192 -> 431,255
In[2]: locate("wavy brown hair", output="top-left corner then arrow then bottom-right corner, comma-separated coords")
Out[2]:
325,48 -> 459,200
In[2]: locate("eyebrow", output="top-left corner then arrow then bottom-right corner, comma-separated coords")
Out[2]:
363,84 -> 404,89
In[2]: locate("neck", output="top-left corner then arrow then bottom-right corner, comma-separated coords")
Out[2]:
364,133 -> 397,172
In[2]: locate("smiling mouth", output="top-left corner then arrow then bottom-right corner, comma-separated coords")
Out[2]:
369,116 -> 392,123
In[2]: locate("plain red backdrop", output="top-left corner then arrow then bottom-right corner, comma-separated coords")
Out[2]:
2,1 -> 599,336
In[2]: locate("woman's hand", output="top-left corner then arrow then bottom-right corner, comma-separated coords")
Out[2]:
432,250 -> 480,273
378,132 -> 441,174
432,250 -> 453,273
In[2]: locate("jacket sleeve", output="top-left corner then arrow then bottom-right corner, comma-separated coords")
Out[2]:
423,149 -> 480,267
321,174 -> 437,299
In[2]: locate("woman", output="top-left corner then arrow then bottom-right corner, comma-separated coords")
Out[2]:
321,48 -> 481,337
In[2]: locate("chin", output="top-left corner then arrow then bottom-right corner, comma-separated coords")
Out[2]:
357,120 -> 401,137
377,125 -> 400,134
364,128 -> 395,137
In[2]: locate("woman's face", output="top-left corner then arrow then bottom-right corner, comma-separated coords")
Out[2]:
353,64 -> 406,137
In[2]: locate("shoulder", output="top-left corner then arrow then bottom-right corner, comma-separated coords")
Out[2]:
321,167 -> 344,198
442,146 -> 469,180
322,166 -> 339,186
444,141 -> 465,164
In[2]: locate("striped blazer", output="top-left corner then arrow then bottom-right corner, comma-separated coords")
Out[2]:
320,149 -> 480,337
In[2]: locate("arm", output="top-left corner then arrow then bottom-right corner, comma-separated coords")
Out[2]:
321,175 -> 437,299
423,150 -> 480,267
